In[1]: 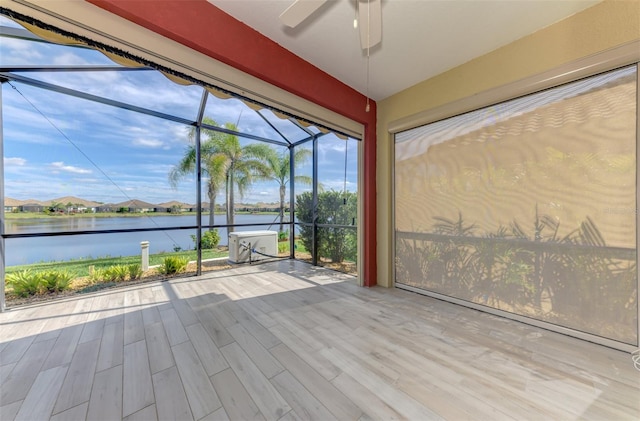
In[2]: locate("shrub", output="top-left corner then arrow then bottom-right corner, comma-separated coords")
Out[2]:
159,256 -> 188,275
40,270 -> 74,293
112,265 -> 128,282
88,267 -> 105,284
6,269 -> 45,297
100,266 -> 117,282
191,229 -> 220,250
296,190 -> 358,263
127,264 -> 143,280
6,269 -> 74,297
278,230 -> 289,242
102,265 -> 128,282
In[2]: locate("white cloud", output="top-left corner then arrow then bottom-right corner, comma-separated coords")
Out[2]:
133,138 -> 165,149
242,184 -> 280,203
52,51 -> 92,66
169,125 -> 191,143
38,69 -> 121,92
136,163 -> 175,175
0,37 -> 45,62
50,161 -> 92,174
321,179 -> 357,192
4,157 -> 27,166
3,96 -> 80,140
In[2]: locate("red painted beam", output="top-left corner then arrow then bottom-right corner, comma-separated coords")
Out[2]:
87,0 -> 377,286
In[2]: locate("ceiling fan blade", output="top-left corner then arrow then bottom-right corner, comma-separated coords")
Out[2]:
279,0 -> 328,28
358,0 -> 381,49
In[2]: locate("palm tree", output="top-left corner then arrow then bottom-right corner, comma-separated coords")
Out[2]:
212,123 -> 272,227
262,147 -> 312,233
169,117 -> 227,230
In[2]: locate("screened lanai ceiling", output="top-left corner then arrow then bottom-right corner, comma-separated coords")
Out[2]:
210,0 -> 602,100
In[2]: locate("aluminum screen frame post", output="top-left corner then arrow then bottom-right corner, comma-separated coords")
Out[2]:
289,144 -> 295,259
312,134 -> 319,266
0,82 -> 5,312
195,89 -> 208,276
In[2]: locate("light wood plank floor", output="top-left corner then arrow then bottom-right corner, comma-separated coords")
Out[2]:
1,260 -> 638,420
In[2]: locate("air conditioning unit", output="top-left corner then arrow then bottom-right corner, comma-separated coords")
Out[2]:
228,230 -> 278,263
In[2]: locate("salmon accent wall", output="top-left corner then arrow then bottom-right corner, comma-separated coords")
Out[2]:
87,0 -> 377,286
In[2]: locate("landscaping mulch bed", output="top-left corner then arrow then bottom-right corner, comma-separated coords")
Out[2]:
5,259 -> 234,308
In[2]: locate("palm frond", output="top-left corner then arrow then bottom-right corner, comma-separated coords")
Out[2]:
294,175 -> 313,187
168,145 -> 196,188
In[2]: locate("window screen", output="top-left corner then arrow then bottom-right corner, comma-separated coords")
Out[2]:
395,66 -> 638,346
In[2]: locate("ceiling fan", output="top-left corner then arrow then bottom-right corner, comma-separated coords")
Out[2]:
279,0 -> 382,50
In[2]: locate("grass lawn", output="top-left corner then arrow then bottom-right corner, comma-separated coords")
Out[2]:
5,239 -> 306,279
5,248 -> 229,278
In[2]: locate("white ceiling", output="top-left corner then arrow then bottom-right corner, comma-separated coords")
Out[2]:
209,0 -> 601,101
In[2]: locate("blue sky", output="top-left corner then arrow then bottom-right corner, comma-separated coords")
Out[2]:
1,16 -> 359,205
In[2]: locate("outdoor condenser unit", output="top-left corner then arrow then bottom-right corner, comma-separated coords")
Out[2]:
228,230 -> 278,263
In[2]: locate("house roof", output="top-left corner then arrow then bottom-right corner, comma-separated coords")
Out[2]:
44,196 -> 101,207
158,201 -> 192,208
111,199 -> 158,209
4,197 -> 24,207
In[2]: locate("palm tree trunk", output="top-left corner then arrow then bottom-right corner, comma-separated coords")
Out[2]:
279,184 -> 286,233
228,172 -> 235,227
207,183 -> 215,231
225,172 -> 233,227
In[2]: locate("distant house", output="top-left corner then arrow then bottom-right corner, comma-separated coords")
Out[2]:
45,196 -> 100,213
157,201 -> 192,213
4,197 -> 23,212
112,199 -> 157,213
252,202 -> 282,213
95,204 -> 116,213
71,202 -> 99,213
20,202 -> 45,212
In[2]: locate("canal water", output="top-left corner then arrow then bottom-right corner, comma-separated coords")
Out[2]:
4,214 -> 290,266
